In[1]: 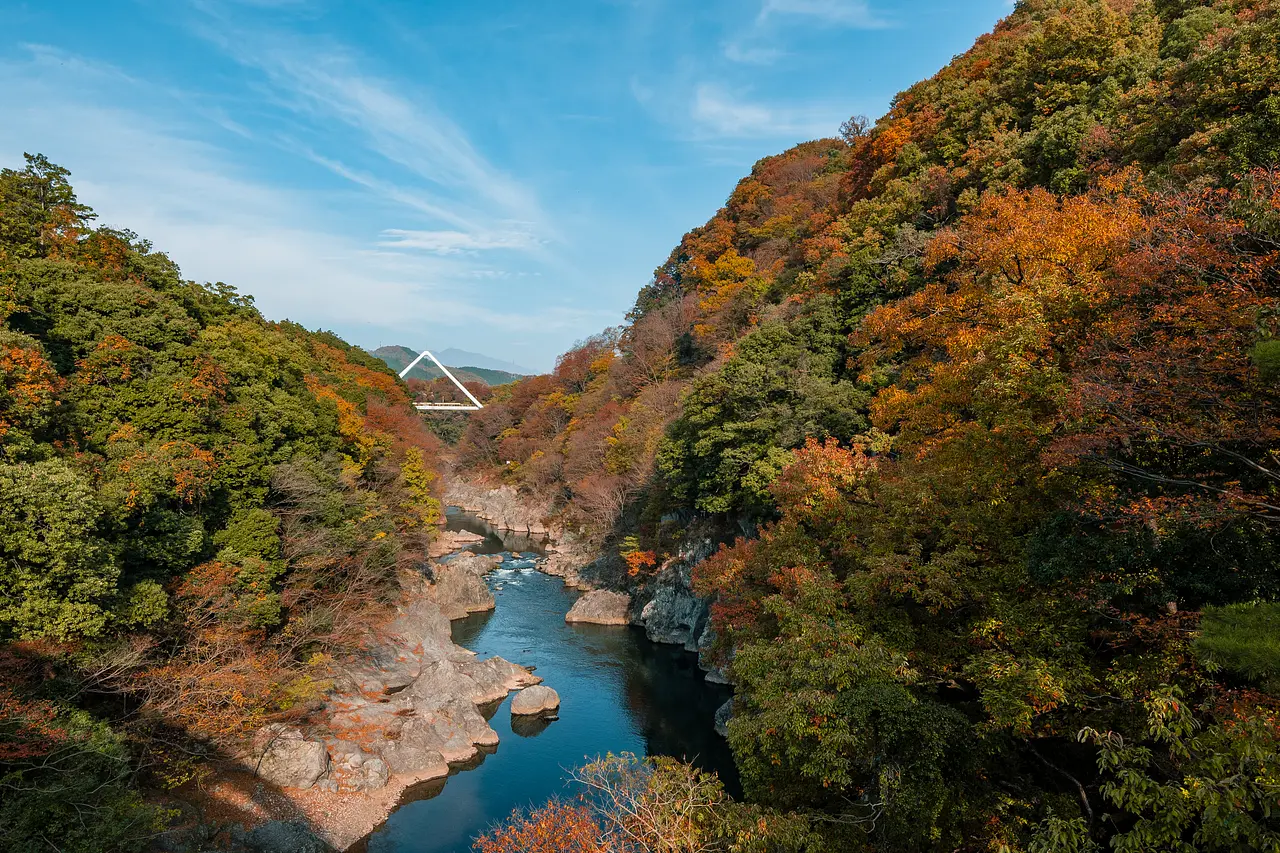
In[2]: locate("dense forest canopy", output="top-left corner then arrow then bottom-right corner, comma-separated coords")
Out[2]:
463,0 -> 1280,850
0,153 -> 443,850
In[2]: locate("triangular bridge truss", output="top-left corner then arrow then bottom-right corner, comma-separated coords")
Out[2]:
399,350 -> 485,412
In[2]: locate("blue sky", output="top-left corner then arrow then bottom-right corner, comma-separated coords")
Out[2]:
0,1 -> 1010,372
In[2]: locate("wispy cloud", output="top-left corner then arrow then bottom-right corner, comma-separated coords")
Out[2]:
379,228 -> 543,255
0,42 -> 587,368
188,3 -> 550,250
757,0 -> 888,28
690,83 -> 840,139
724,0 -> 888,67
723,42 -> 784,65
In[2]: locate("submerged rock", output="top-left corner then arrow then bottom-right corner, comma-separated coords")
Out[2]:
510,685 -> 560,716
565,590 -> 631,625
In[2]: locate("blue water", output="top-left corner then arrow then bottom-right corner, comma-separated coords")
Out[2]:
353,513 -> 736,853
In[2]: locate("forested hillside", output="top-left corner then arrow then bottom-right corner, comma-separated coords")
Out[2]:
0,155 -> 443,851
465,0 -> 1280,850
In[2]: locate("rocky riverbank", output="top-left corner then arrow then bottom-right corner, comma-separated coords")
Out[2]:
444,481 -> 551,537
446,484 -> 731,685
157,551 -> 548,853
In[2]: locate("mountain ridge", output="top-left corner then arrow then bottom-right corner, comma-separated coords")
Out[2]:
369,345 -> 525,386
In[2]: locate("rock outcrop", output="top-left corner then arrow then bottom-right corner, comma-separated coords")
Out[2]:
249,546 -> 545,803
428,553 -> 498,619
540,531 -> 600,590
428,528 -> 485,557
253,726 -> 329,790
445,481 -> 550,536
565,590 -> 631,624
639,583 -> 707,647
510,685 -> 560,715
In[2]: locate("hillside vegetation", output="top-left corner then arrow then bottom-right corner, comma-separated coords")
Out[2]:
465,0 -> 1280,850
0,156 -> 443,851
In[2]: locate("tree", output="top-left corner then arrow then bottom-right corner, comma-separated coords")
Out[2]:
0,153 -> 95,258
0,459 -> 119,641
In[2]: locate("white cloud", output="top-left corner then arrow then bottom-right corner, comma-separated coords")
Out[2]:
188,5 -> 552,248
723,42 -> 784,65
757,0 -> 888,28
0,44 -> 591,363
690,83 -> 840,139
379,228 -> 543,255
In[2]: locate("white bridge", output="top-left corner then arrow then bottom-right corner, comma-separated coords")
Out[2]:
399,350 -> 485,412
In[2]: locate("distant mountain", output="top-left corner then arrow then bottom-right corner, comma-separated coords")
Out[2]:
434,348 -> 535,376
370,345 -> 525,386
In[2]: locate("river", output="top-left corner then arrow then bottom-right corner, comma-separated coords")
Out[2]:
351,509 -> 737,853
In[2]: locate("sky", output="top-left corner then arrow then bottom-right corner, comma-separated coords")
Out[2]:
0,1 -> 1011,373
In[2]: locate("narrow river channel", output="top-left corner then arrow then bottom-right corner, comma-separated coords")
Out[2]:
352,509 -> 737,853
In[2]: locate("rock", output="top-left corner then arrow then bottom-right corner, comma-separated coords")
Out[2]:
381,717 -> 454,775
384,597 -> 454,659
704,667 -> 731,685
253,725 -> 329,790
639,584 -> 707,646
714,699 -> 734,738
431,696 -> 500,748
329,744 -> 390,792
242,820 -> 334,853
428,528 -> 485,557
445,482 -> 550,535
565,590 -> 631,625
510,685 -> 560,716
429,556 -> 496,620
359,756 -> 390,789
458,656 -> 542,703
447,552 -> 502,575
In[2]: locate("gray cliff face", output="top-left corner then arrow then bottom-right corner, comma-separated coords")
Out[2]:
632,536 -> 719,653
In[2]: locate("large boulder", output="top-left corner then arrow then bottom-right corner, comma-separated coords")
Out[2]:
565,590 -> 631,625
429,555 -> 496,620
458,656 -> 542,703
253,725 -> 329,790
510,685 -> 560,716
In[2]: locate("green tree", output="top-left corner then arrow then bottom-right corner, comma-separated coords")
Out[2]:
0,459 -> 119,640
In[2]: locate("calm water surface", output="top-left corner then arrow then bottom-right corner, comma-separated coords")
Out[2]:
354,510 -> 736,853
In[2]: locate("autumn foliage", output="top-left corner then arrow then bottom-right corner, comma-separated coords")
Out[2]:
462,2 -> 1280,851
0,153 -> 444,849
